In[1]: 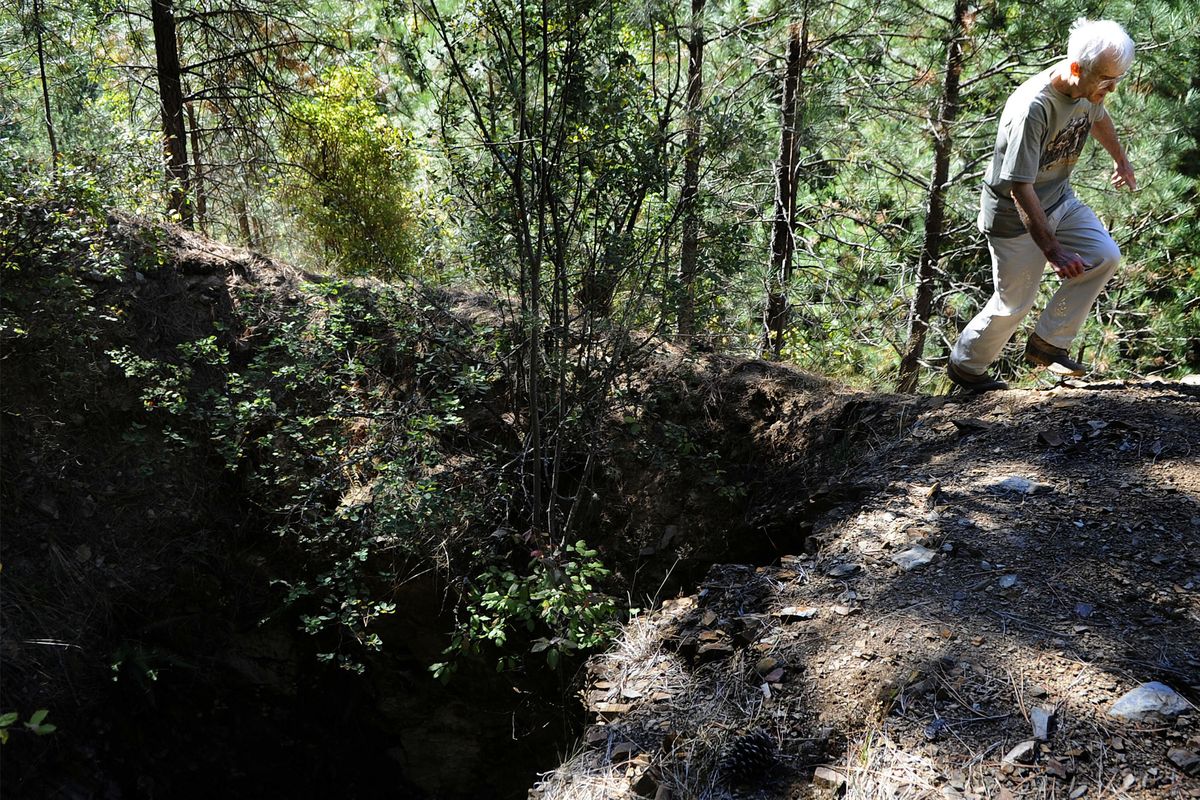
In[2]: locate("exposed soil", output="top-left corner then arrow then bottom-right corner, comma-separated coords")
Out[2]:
539,379 -> 1200,799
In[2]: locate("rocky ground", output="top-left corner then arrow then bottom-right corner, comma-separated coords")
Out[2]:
535,379 -> 1200,799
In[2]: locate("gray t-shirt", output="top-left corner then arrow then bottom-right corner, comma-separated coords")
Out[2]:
978,65 -> 1109,237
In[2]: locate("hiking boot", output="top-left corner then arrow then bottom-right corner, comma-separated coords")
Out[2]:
946,360 -> 1008,393
1024,332 -> 1087,377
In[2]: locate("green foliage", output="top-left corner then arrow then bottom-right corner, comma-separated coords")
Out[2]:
433,540 -> 619,679
278,66 -> 422,279
0,156 -> 127,371
0,709 -> 56,743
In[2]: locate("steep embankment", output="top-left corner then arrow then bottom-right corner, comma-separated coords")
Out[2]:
535,381 -> 1200,799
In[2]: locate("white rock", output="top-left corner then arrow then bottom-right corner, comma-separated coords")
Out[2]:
891,545 -> 937,571
1003,739 -> 1038,764
1108,682 -> 1193,720
1031,706 -> 1054,740
992,476 -> 1052,495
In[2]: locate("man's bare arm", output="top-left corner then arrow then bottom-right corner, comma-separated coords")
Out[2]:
1010,181 -> 1086,278
1091,114 -> 1137,190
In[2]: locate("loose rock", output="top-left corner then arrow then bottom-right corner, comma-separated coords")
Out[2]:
991,476 -> 1052,495
825,562 -> 861,579
891,544 -> 937,571
1168,748 -> 1200,775
773,606 -> 818,621
1108,682 -> 1193,721
1031,706 -> 1055,741
812,766 -> 846,789
1003,740 -> 1038,765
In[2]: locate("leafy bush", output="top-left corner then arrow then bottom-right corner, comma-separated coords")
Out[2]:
277,67 -> 421,279
433,540 -> 619,679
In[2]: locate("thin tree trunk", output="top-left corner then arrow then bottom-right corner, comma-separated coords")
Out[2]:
33,0 -> 58,168
762,15 -> 808,358
185,102 -> 207,234
152,0 -> 192,227
677,0 -> 705,342
234,196 -> 253,246
896,0 -> 969,392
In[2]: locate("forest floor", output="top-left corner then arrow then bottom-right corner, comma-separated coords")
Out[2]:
536,377 -> 1200,800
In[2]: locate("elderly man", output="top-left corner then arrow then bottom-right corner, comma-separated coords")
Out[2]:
947,18 -> 1136,392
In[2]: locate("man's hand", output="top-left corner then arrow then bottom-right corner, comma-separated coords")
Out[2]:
1111,158 -> 1137,190
1044,244 -> 1087,279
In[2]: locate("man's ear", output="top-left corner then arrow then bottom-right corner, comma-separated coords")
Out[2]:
1069,61 -> 1082,78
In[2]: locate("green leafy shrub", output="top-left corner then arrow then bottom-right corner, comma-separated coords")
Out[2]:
433,540 -> 619,679
277,67 -> 421,279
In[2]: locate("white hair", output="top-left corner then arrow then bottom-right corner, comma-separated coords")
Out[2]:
1068,18 -> 1135,73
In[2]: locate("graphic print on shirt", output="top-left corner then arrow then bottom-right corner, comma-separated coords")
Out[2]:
1040,115 -> 1091,173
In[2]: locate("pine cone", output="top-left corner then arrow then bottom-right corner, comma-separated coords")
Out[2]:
720,729 -> 777,784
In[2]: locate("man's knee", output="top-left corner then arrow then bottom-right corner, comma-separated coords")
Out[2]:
1087,238 -> 1121,275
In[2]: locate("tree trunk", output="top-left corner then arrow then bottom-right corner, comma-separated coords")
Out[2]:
186,102 -> 207,233
152,0 -> 192,228
33,0 -> 58,168
676,0 -> 705,342
762,16 -> 808,358
896,0 -> 969,392
234,196 -> 253,246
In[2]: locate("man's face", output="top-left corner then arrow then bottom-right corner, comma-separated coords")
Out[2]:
1079,52 -> 1127,104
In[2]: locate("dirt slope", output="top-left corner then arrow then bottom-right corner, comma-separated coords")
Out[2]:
537,380 -> 1200,800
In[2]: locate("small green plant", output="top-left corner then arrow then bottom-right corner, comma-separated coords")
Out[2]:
0,709 -> 56,743
432,540 -> 619,679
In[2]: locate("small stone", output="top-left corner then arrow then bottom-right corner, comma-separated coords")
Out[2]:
924,718 -> 948,741
812,766 -> 846,789
1074,603 -> 1095,619
755,657 -> 780,677
764,668 -> 785,683
826,562 -> 861,579
1031,706 -> 1055,741
611,741 -> 637,761
1045,758 -> 1070,779
36,495 -> 60,519
992,476 -> 1052,495
695,642 -> 735,663
832,605 -> 859,616
1109,682 -> 1193,720
1168,748 -> 1200,775
1003,740 -> 1038,765
631,766 -> 659,796
773,606 -> 818,621
892,545 -> 937,571
998,575 -> 1020,589
74,544 -> 93,563
1070,786 -> 1089,799
593,702 -> 632,717
584,726 -> 608,745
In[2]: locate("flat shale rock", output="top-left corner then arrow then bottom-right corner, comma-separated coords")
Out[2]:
1108,682 -> 1193,721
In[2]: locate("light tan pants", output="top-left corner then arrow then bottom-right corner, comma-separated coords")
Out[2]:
951,196 -> 1121,375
